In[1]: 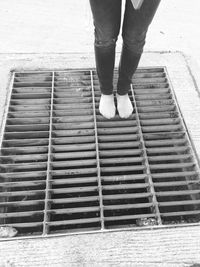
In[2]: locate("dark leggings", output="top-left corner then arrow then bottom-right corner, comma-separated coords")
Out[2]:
89,0 -> 161,95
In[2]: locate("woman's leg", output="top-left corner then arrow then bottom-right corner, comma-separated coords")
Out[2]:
89,0 -> 122,119
117,0 -> 161,118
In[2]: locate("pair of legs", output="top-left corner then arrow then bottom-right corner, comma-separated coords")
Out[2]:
89,0 -> 161,118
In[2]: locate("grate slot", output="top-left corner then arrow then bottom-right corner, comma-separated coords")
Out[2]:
0,67 -> 200,237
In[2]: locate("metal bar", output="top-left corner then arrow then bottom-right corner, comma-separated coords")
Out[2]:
0,171 -> 47,179
52,196 -> 99,204
104,214 -> 156,221
0,154 -> 48,163
9,104 -> 51,112
100,157 -> 144,165
53,122 -> 94,130
104,203 -> 153,210
47,218 -> 101,226
52,129 -> 95,137
103,192 -> 152,200
0,162 -> 47,172
141,118 -> 180,126
98,134 -> 139,142
52,151 -> 96,160
51,168 -> 97,176
101,165 -> 146,173
0,154 -> 47,164
0,199 -> 44,207
11,93 -> 51,99
97,127 -> 138,135
148,154 -> 192,162
147,146 -> 190,154
154,180 -> 200,187
134,88 -> 170,94
7,111 -> 50,118
53,109 -> 93,116
51,159 -> 97,168
156,190 -> 200,197
13,82 -> 52,87
102,183 -> 149,190
137,106 -> 175,113
99,149 -> 142,157
12,88 -> 51,94
0,211 -> 44,218
150,162 -> 195,170
96,114 -> 136,121
4,131 -> 49,139
152,171 -> 199,179
144,132 -> 185,140
0,190 -> 45,197
53,115 -> 94,123
132,83 -> 168,89
52,143 -> 96,152
0,180 -> 46,188
7,117 -> 50,124
159,199 -> 200,207
10,99 -> 51,105
54,98 -> 93,104
145,139 -> 187,146
54,86 -> 92,92
97,120 -> 137,128
135,94 -> 171,100
43,71 -> 54,235
90,70 -> 105,230
54,103 -> 93,110
132,77 -> 167,83
49,206 -> 100,214
142,125 -> 183,133
136,99 -> 174,107
2,139 -> 49,147
102,174 -> 147,182
54,92 -> 92,98
51,177 -> 97,185
161,210 -> 200,217
0,72 -> 15,224
139,112 -> 178,120
52,136 -> 95,145
0,222 -> 43,228
99,141 -> 141,149
133,72 -> 165,78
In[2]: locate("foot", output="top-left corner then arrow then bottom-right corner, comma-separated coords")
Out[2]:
99,94 -> 116,119
116,93 -> 133,118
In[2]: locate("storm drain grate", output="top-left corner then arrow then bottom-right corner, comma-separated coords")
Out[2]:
0,67 -> 200,237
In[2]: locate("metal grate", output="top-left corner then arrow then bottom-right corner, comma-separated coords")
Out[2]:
0,67 -> 200,237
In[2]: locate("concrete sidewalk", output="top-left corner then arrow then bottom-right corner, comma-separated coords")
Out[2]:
0,1 -> 200,267
0,0 -> 200,57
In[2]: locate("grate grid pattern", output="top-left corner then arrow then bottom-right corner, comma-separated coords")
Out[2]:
131,83 -> 162,225
0,67 -> 200,237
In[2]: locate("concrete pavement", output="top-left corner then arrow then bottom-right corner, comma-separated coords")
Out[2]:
0,1 -> 200,266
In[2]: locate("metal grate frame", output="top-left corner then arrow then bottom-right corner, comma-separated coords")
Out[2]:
0,67 -> 200,238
